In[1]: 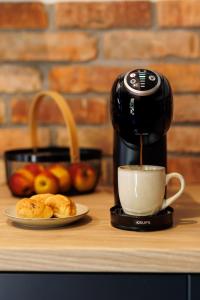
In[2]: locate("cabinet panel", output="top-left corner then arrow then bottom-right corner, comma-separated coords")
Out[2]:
0,273 -> 187,300
190,275 -> 200,300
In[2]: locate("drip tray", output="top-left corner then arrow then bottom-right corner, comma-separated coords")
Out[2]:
110,205 -> 173,232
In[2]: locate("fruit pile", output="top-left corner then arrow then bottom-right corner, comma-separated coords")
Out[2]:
9,162 -> 97,197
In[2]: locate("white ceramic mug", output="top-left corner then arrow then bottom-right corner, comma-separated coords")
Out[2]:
118,165 -> 185,216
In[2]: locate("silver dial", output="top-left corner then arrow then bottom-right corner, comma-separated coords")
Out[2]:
124,69 -> 161,96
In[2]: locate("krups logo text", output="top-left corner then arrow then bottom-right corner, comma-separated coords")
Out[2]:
136,220 -> 151,225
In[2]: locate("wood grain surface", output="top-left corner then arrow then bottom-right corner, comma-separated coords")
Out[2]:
0,183 -> 200,272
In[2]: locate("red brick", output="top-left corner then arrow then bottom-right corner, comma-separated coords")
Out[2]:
0,65 -> 41,93
0,32 -> 97,62
168,156 -> 200,184
157,0 -> 200,28
0,99 -> 5,124
10,98 -> 29,124
11,96 -> 108,125
67,98 -> 108,125
55,126 -> 113,155
49,65 -> 126,93
56,1 -> 151,29
168,126 -> 200,153
104,31 -> 199,59
174,95 -> 200,123
149,64 -> 200,92
0,3 -> 48,29
0,128 -> 50,154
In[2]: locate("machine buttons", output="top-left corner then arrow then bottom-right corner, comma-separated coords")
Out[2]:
130,73 -> 136,78
133,83 -> 139,88
149,75 -> 156,81
130,79 -> 136,85
124,69 -> 161,96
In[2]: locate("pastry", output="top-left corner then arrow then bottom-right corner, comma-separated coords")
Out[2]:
16,198 -> 53,219
44,194 -> 76,218
30,193 -> 53,203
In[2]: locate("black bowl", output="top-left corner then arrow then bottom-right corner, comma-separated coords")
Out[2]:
4,147 -> 102,197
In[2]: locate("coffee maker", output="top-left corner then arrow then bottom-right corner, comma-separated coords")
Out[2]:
110,69 -> 173,231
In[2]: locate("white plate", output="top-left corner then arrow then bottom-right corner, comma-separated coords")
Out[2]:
4,203 -> 89,229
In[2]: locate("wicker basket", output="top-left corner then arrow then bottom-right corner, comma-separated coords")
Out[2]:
5,91 -> 102,197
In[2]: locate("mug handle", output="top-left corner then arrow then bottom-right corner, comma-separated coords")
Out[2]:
161,172 -> 185,210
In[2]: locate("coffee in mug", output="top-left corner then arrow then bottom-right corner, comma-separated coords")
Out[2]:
118,165 -> 185,216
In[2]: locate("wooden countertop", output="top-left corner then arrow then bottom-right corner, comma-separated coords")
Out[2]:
0,184 -> 200,273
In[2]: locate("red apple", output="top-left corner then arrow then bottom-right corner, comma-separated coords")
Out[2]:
9,173 -> 34,197
24,163 -> 44,176
16,168 -> 35,185
34,170 -> 59,194
48,164 -> 71,193
68,163 -> 97,192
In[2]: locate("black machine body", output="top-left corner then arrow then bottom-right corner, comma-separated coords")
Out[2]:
110,69 -> 173,231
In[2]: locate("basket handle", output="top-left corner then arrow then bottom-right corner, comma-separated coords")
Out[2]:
28,90 -> 80,163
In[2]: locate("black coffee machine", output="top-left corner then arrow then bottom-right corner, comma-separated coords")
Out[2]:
110,69 -> 173,231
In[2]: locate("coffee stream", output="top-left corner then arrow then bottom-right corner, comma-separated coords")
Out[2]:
140,135 -> 143,166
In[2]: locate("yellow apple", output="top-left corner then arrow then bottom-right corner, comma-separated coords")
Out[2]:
34,171 -> 59,194
48,164 -> 71,193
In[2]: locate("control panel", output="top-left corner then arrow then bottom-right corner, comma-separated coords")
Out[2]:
124,69 -> 161,96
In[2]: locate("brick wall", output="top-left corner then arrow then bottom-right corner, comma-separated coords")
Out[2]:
0,1 -> 199,185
